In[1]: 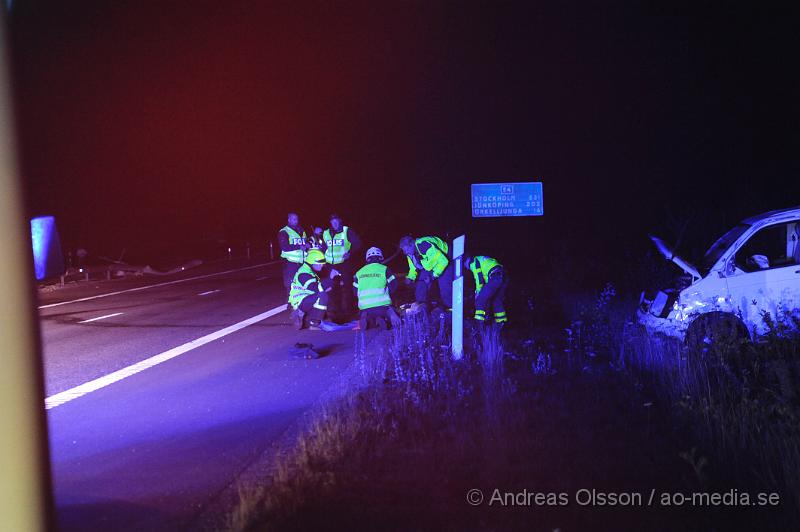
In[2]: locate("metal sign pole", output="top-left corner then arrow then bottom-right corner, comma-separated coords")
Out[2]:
452,235 -> 465,360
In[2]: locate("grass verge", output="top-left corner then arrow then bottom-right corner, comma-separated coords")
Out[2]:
227,307 -> 717,531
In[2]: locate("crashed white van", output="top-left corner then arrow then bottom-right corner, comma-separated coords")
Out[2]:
638,206 -> 800,344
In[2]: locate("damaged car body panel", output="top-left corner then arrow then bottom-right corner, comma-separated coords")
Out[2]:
638,206 -> 800,341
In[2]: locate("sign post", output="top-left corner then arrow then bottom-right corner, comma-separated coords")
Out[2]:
471,182 -> 544,218
452,234 -> 465,360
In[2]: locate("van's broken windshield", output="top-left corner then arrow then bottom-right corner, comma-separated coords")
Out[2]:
701,223 -> 750,274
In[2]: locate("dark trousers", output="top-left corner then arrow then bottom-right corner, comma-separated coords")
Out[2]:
299,291 -> 329,323
282,260 -> 301,298
359,305 -> 393,328
475,269 -> 509,321
414,262 -> 455,309
328,259 -> 356,320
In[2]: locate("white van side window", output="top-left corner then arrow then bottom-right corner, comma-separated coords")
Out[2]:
734,222 -> 797,273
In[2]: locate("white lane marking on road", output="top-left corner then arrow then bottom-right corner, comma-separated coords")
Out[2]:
77,312 -> 124,324
38,261 -> 280,310
45,304 -> 288,410
197,290 -> 220,296
256,276 -> 270,281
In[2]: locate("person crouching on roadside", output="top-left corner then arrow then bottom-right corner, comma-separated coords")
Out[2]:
289,248 -> 340,330
464,255 -> 509,326
353,247 -> 401,330
399,234 -> 453,313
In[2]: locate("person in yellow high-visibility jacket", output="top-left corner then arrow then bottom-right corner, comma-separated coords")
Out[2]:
399,235 -> 453,311
278,212 -> 310,297
352,247 -> 401,330
289,249 -> 340,330
318,213 -> 362,321
464,255 -> 509,324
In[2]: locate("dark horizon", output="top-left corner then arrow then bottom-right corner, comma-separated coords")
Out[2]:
9,2 -> 799,276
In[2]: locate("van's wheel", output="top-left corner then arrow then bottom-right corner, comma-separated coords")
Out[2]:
684,312 -> 750,359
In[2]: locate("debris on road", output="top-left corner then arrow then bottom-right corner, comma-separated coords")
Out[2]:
290,342 -> 320,359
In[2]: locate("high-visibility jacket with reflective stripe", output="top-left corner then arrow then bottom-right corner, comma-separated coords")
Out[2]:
354,263 -> 394,310
323,226 -> 351,264
289,263 -> 321,309
406,236 -> 449,280
280,226 -> 307,263
469,256 -> 502,294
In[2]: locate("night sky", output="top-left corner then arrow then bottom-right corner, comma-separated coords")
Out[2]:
9,2 -> 799,283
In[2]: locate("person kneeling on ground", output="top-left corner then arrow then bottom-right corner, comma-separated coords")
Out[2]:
353,247 -> 401,330
464,255 -> 509,326
289,248 -> 340,330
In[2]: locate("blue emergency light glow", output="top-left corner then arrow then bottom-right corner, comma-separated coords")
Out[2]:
31,216 -> 56,280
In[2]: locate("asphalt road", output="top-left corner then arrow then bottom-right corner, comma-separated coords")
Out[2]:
38,260 -> 360,531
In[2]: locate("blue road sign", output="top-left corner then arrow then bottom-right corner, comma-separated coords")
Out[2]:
471,182 -> 543,217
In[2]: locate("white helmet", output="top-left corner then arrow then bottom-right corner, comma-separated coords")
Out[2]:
366,247 -> 383,261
